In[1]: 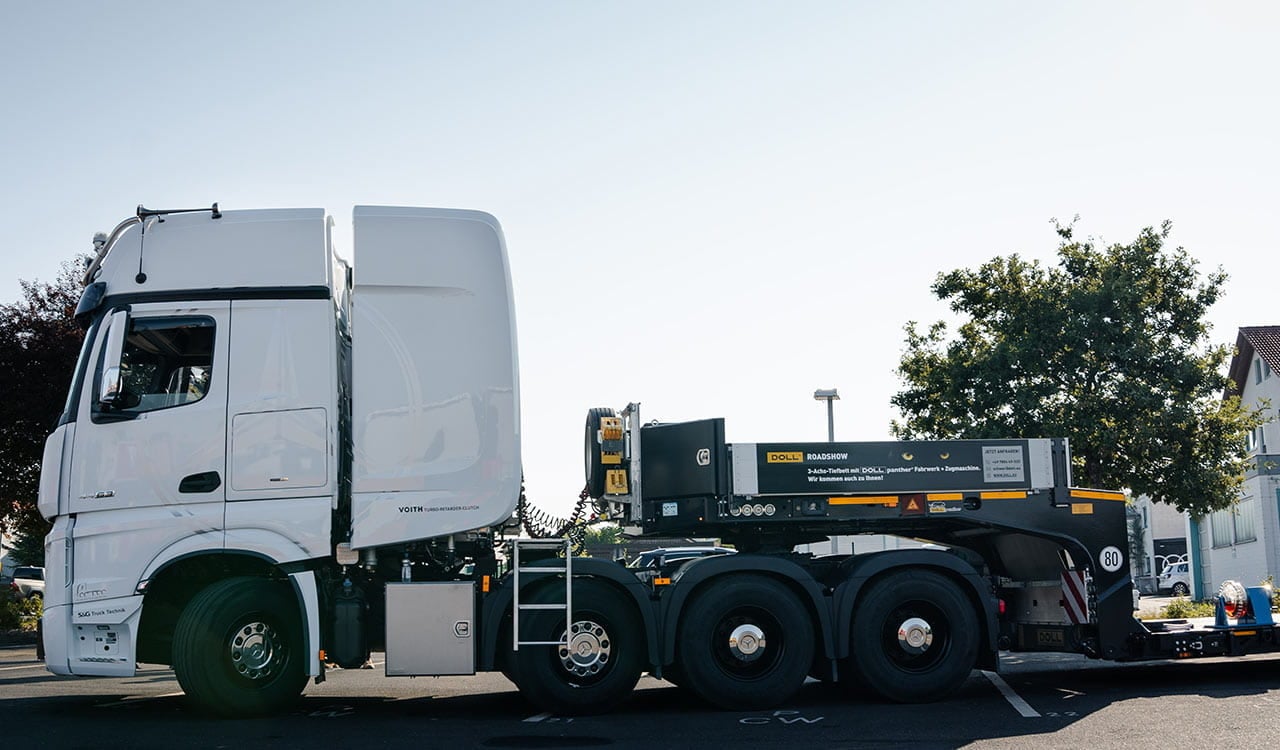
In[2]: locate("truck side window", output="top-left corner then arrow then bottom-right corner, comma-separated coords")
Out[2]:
97,316 -> 215,416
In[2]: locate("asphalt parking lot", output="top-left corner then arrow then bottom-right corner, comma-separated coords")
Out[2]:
3,642 -> 1279,749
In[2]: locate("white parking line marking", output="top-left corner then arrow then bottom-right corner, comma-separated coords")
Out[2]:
0,663 -> 46,672
982,670 -> 1040,718
523,711 -> 552,723
96,691 -> 185,708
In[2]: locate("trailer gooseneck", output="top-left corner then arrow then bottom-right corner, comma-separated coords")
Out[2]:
39,205 -> 1279,717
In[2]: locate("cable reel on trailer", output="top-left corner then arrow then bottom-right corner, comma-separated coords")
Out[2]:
584,407 -> 630,501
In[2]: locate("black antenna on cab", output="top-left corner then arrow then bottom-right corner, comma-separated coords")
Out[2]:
136,203 -> 222,222
132,203 -> 222,284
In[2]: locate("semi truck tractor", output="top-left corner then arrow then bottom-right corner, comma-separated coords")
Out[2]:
39,204 -> 1279,717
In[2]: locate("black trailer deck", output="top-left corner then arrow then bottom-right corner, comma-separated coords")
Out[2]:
615,417 -> 1280,665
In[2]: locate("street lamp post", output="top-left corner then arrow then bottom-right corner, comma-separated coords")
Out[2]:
813,388 -> 840,554
813,388 -> 839,442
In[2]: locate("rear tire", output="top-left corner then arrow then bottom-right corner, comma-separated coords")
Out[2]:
1171,582 -> 1190,597
676,575 -> 814,710
173,577 -> 308,717
849,570 -> 978,703
514,578 -> 643,715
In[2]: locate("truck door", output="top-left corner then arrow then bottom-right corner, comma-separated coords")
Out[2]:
66,301 -> 231,603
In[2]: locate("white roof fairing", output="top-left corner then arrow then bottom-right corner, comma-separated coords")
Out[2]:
90,208 -> 333,297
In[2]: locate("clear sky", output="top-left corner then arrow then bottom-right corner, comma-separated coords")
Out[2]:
2,2 -> 1277,519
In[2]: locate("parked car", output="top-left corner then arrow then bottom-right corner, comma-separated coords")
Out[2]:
1157,562 -> 1191,596
627,547 -> 735,569
11,566 -> 44,599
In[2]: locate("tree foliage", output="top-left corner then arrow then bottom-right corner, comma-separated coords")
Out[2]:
0,260 -> 86,564
892,221 -> 1263,517
582,524 -> 623,546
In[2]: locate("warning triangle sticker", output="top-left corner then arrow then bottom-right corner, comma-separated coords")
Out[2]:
901,496 -> 925,515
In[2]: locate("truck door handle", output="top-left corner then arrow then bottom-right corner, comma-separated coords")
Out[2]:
179,471 -> 222,493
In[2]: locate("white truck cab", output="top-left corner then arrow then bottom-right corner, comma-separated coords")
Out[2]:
40,205 -> 520,713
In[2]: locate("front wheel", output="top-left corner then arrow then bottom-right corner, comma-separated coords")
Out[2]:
676,575 -> 814,710
849,569 -> 979,703
514,578 -> 643,715
1171,582 -> 1190,597
172,577 -> 308,717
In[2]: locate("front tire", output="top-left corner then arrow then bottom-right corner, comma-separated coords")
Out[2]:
514,578 -> 643,715
172,577 -> 308,717
849,570 -> 978,703
676,575 -> 814,710
1171,582 -> 1190,597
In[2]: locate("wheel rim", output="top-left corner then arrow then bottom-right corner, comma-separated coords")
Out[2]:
881,601 -> 949,672
711,607 -> 783,680
557,618 -> 613,681
229,620 -> 285,681
896,616 -> 933,656
728,623 -> 767,662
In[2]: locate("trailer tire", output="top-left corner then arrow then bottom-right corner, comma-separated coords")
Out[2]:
677,575 -> 813,710
850,569 -> 978,703
515,578 -> 642,715
172,577 -> 308,717
583,407 -> 617,499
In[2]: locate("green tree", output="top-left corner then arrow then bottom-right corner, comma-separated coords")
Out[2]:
0,260 -> 86,565
583,524 -> 623,546
892,220 -> 1263,517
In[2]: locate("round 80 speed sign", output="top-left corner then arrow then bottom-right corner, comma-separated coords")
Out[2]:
1099,545 -> 1124,573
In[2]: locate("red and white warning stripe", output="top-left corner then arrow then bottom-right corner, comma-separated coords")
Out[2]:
1061,570 -> 1089,624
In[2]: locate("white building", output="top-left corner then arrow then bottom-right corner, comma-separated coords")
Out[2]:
1130,495 -> 1188,592
1191,326 -> 1280,598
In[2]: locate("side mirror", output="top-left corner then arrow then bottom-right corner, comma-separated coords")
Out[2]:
98,310 -> 129,407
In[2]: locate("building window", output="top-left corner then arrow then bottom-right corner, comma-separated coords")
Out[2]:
1210,510 -> 1234,547
1256,358 -> 1263,384
1209,497 -> 1257,547
1234,497 -> 1257,543
1266,359 -> 1273,379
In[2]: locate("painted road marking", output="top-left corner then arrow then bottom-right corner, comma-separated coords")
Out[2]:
96,691 -> 185,708
982,670 -> 1040,718
523,712 -> 553,723
0,663 -> 47,672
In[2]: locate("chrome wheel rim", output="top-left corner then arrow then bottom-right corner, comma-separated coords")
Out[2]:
896,616 -> 934,656
728,623 -> 767,662
558,619 -> 612,678
229,621 -> 283,681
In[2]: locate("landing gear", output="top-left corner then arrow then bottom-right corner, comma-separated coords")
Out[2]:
173,577 -> 308,717
677,575 -> 814,710
850,570 -> 978,703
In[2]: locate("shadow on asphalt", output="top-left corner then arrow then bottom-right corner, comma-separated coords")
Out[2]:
3,652 -> 1278,750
